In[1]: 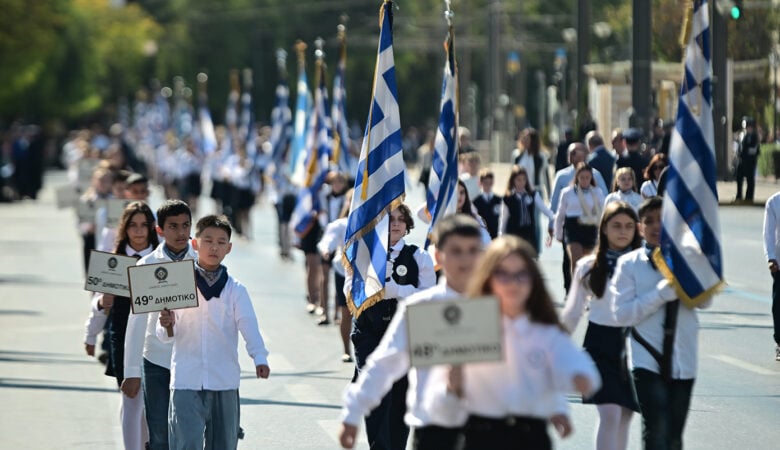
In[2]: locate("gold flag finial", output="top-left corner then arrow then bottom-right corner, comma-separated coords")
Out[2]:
680,0 -> 694,50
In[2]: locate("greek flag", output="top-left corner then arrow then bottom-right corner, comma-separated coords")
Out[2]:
343,1 -> 405,317
425,28 -> 459,248
198,94 -> 217,155
332,31 -> 355,176
290,56 -> 311,176
270,78 -> 292,167
240,88 -> 257,158
291,62 -> 332,238
652,0 -> 724,307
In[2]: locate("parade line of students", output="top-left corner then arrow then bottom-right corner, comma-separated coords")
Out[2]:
74,123 -> 713,450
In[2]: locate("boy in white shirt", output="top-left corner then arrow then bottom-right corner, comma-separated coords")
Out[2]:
158,214 -> 270,450
122,199 -> 196,450
339,214 -> 484,450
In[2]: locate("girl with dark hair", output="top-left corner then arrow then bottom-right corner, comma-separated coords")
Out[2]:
640,153 -> 667,199
561,201 -> 642,450
499,165 -> 554,254
83,201 -> 159,450
440,236 -> 601,450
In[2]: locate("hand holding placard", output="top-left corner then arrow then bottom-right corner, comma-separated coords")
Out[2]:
159,308 -> 175,337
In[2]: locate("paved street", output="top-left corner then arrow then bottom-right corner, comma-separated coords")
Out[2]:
1,170 -> 779,449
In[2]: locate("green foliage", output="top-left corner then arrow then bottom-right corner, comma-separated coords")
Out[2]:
757,143 -> 780,178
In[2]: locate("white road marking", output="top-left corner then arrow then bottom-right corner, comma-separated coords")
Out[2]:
285,383 -> 329,405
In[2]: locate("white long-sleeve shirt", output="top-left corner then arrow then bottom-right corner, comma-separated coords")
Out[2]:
431,315 -> 601,426
156,275 -> 269,391
608,248 -> 711,379
763,192 -> 780,262
123,243 -> 197,378
553,186 -> 606,241
561,255 -> 621,333
318,218 -> 348,276
604,190 -> 643,212
341,281 -> 462,428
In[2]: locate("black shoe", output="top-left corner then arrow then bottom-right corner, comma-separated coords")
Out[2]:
317,317 -> 330,326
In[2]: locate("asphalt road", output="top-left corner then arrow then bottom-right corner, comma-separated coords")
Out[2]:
0,171 -> 778,449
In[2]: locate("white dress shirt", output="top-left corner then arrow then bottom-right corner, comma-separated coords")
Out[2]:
553,186 -> 606,241
123,243 -> 197,378
318,218 -> 348,276
432,315 -> 601,426
763,192 -> 780,262
640,180 -> 658,199
156,275 -> 269,391
384,239 -> 437,299
608,248 -> 712,379
561,255 -> 620,333
342,281 -> 465,428
604,190 -> 643,212
549,166 -> 608,215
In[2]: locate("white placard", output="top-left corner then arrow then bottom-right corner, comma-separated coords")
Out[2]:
128,260 -> 198,314
406,296 -> 503,368
106,199 -> 132,229
77,159 -> 99,188
76,198 -> 105,223
55,184 -> 83,209
84,250 -> 137,296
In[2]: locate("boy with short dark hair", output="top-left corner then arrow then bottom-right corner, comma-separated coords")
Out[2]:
471,169 -> 501,239
340,214 -> 484,450
158,214 -> 270,450
122,199 -> 196,450
609,197 -> 712,449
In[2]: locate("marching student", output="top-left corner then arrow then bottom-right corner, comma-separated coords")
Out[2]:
78,167 -> 113,272
349,203 -> 436,450
157,215 -> 270,450
97,173 -> 152,253
317,172 -> 349,325
561,202 -> 641,450
499,165 -> 555,254
440,236 -> 601,450
84,201 -> 159,450
122,199 -> 196,450
472,169 -> 501,239
318,189 -> 355,362
604,167 -> 642,212
339,214 -> 484,450
608,197 -> 712,449
554,163 -> 606,277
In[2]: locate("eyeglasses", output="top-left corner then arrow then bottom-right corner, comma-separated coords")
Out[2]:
492,269 -> 532,285
653,165 -> 664,171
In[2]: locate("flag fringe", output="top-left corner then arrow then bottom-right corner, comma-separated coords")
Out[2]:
652,247 -> 725,309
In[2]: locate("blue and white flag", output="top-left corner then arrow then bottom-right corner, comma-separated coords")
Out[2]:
332,30 -> 355,177
290,53 -> 312,176
425,28 -> 459,248
270,78 -> 292,167
198,96 -> 217,155
240,87 -> 257,159
652,0 -> 724,307
343,1 -> 405,317
291,61 -> 332,238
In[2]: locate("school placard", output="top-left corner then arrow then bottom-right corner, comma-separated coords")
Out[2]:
128,260 -> 198,314
84,250 -> 138,296
106,199 -> 132,229
55,184 -> 83,209
406,296 -> 503,368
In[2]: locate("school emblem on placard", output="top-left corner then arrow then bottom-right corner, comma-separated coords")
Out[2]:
107,257 -> 118,269
396,265 -> 408,277
154,267 -> 169,282
443,305 -> 462,325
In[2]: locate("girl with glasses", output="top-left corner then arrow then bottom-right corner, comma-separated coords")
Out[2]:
640,154 -> 667,199
438,236 -> 600,450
